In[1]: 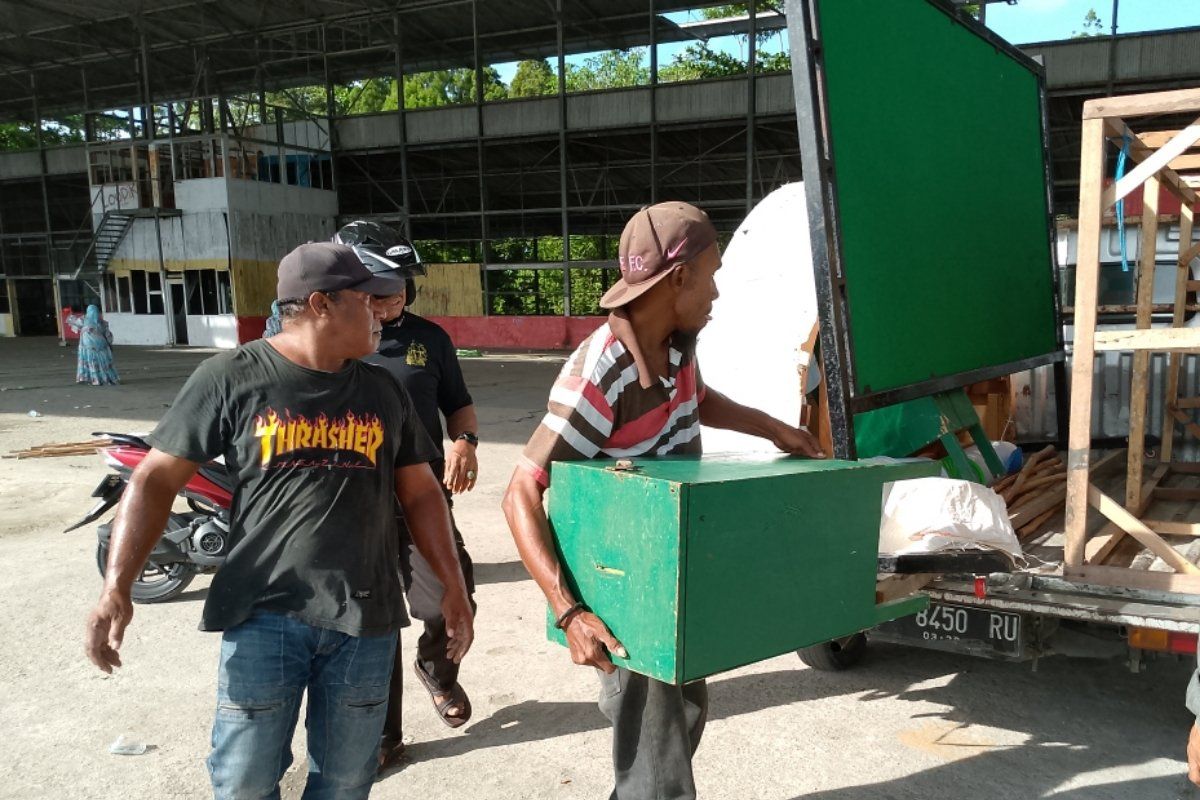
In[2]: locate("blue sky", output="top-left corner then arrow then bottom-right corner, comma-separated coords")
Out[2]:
984,0 -> 1198,44
494,2 -> 1198,84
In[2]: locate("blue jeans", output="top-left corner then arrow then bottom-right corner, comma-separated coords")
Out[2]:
207,611 -> 398,800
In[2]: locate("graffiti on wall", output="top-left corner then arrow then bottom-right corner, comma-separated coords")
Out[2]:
90,183 -> 139,212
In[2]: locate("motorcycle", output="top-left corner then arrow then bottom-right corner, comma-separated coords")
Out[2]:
65,432 -> 233,603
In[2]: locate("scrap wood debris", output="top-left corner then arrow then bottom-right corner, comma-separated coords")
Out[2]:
990,445 -> 1065,540
5,438 -> 111,459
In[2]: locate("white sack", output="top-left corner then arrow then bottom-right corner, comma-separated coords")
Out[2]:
878,477 -> 1023,561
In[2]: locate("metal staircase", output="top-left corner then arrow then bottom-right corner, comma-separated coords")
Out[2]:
69,208 -> 181,279
71,211 -> 135,279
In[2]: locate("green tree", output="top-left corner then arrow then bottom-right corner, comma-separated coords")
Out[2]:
659,44 -> 747,83
0,118 -> 88,151
565,50 -> 649,91
1072,8 -> 1105,38
510,60 -> 557,98
404,67 -> 507,107
336,78 -> 397,115
265,85 -> 328,117
700,1 -> 785,45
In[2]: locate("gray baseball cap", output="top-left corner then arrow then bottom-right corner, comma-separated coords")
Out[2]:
276,242 -> 405,301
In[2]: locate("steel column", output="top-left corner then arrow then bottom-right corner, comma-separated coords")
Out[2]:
473,0 -> 490,309
557,0 -> 571,316
649,0 -> 658,205
393,13 -> 412,237
746,0 -> 757,214
786,0 -> 855,457
323,25 -> 338,192
31,74 -> 65,344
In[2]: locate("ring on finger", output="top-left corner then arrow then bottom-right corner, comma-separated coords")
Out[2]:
466,470 -> 476,479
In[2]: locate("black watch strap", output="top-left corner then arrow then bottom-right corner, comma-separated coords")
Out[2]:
456,432 -> 479,446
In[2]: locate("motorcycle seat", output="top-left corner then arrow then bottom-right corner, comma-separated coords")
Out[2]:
197,463 -> 235,494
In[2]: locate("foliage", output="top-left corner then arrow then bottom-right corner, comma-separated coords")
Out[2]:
1072,8 -> 1105,38
483,234 -> 619,315
404,67 -> 508,107
510,60 -> 557,98
659,45 -> 746,82
565,50 -> 649,91
700,2 -> 785,45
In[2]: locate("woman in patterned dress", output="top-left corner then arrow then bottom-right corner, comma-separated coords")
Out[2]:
75,305 -> 119,385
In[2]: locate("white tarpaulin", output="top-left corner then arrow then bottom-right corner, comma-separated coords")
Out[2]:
697,182 -> 818,454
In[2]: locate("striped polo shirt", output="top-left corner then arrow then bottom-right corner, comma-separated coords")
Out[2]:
520,322 -> 707,487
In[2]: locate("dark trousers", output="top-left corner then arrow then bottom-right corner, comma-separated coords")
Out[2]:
381,510 -> 476,742
598,667 -> 709,800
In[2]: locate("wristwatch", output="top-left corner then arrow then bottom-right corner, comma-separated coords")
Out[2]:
455,432 -> 479,447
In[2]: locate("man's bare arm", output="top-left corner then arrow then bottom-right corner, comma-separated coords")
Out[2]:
85,449 -> 200,673
502,468 -> 625,672
395,463 -> 474,662
699,388 -> 824,458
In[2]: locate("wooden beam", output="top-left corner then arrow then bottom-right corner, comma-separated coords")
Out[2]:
1170,154 -> 1200,172
1065,563 -> 1200,594
1169,405 -> 1200,441
1087,464 -> 1167,564
1094,328 -> 1200,352
1104,119 -> 1199,206
875,573 -> 933,604
1084,88 -> 1200,121
1183,241 -> 1200,265
1087,485 -> 1200,574
1144,130 -> 1190,149
1154,487 -> 1200,502
1143,520 -> 1200,536
1127,177 -> 1161,508
1066,118 -> 1110,569
1174,397 -> 1200,410
1156,462 -> 1200,474
1011,484 -> 1068,528
1063,304 -> 1200,314
1102,121 -> 1200,209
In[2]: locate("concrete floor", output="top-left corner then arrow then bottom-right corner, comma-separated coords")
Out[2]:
0,337 -> 1197,799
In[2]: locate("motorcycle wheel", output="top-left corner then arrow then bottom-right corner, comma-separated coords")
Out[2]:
96,540 -> 196,604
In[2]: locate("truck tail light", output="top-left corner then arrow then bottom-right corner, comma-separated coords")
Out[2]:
1128,627 -> 1197,655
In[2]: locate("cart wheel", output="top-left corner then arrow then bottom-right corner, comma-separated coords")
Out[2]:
797,633 -> 867,671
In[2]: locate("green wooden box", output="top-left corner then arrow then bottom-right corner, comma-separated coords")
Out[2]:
546,455 -> 938,684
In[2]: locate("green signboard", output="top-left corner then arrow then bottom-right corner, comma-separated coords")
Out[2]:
787,0 -> 1063,453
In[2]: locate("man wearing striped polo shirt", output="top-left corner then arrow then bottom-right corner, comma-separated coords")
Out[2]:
502,201 -> 824,799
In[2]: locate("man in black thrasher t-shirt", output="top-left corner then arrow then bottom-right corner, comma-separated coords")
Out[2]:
84,243 -> 474,800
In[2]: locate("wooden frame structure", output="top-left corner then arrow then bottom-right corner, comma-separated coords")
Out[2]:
1066,88 -> 1200,592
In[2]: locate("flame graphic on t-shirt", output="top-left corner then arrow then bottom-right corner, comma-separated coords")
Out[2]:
253,408 -> 385,468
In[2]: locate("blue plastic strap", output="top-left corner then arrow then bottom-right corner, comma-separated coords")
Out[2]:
1116,132 -> 1131,273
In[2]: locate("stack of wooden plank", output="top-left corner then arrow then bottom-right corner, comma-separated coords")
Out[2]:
4,439 -> 110,459
992,446 -> 1066,540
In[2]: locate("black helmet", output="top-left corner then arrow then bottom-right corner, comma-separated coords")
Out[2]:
332,220 -> 426,277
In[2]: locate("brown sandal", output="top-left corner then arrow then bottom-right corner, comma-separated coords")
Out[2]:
412,659 -> 472,729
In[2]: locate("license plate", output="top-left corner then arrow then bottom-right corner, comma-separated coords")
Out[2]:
876,602 -> 1022,656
